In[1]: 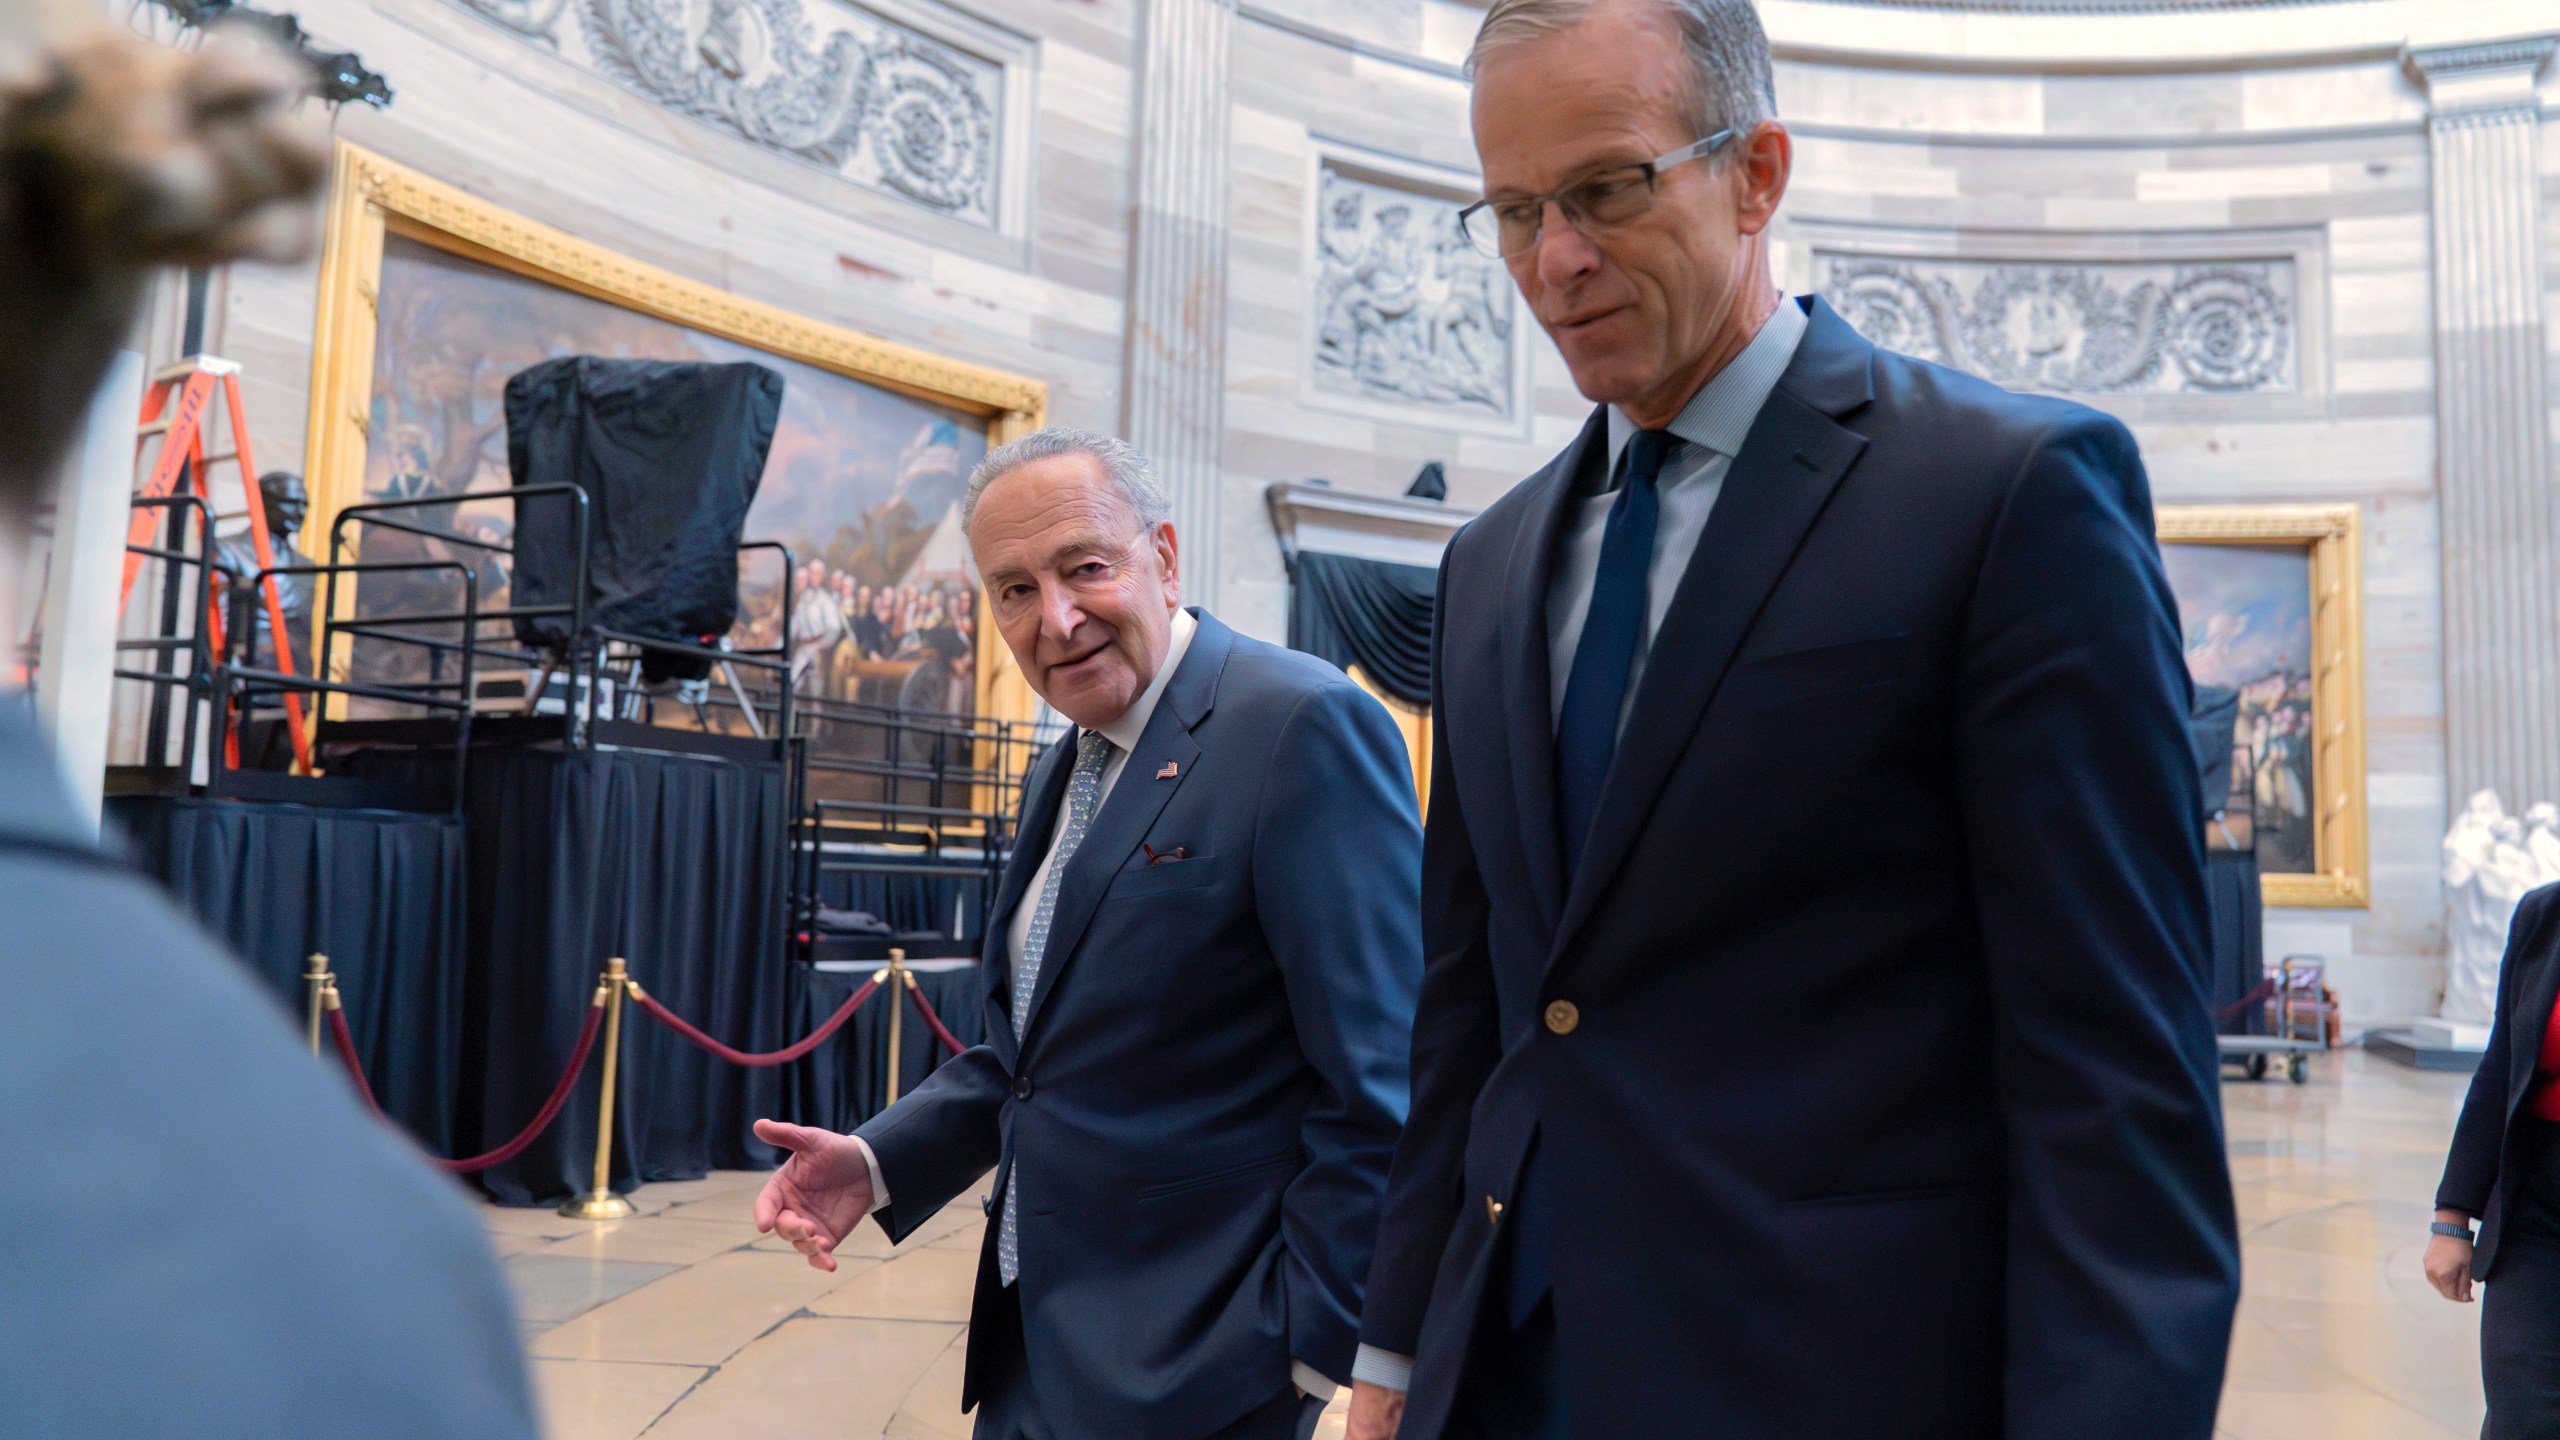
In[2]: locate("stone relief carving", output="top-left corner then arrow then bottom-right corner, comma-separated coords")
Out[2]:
1814,253 -> 2295,395
1311,164 -> 1516,420
450,0 -> 1001,228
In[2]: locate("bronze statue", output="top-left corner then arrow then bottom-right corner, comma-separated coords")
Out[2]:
215,469 -> 312,682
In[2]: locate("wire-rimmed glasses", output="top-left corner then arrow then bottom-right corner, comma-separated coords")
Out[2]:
1457,129 -> 1740,260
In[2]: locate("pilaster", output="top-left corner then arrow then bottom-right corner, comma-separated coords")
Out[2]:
2406,35 -> 2560,809
1124,0 -> 1235,607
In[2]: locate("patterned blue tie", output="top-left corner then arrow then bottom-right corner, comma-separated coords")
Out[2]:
1555,428 -> 1676,876
999,727 -> 1114,1285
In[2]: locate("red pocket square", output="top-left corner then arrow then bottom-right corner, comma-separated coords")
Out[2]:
1143,844 -> 1191,866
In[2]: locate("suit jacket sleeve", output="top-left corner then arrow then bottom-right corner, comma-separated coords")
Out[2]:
1254,678 -> 1425,1383
1360,549 -> 1506,1361
2438,889 -> 2556,1215
1952,412 -> 2240,1440
853,1037 -> 1009,1244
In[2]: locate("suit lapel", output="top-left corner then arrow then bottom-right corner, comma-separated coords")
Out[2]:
2510,923 -> 2560,1113
1015,611 -> 1232,1043
1501,409 -> 1609,944
1551,300 -> 1876,957
985,737 -> 1075,1026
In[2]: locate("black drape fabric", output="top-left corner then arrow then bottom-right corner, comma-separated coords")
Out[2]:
815,867 -> 996,946
2205,850 -> 2264,1034
507,357 -> 783,679
1287,551 -> 1436,706
450,743 -> 792,1203
784,963 -> 986,1133
2187,683 -> 2264,1034
108,795 -> 470,1153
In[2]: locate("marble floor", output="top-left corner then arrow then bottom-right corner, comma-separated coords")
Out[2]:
487,1047 -> 2481,1439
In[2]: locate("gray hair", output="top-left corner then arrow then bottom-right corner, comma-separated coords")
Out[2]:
960,427 -> 1172,538
1469,0 -> 1776,140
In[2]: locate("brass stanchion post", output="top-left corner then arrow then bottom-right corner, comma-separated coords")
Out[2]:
303,954 -> 330,1056
881,948 -> 909,1107
560,958 -> 637,1221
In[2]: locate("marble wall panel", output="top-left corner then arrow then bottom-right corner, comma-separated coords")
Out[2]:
1813,253 -> 2300,396
206,0 -> 1140,505
442,0 -> 1021,232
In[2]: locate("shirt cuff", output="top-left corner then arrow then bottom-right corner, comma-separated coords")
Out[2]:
1292,1360 -> 1339,1402
850,1134 -> 890,1208
1351,1344 -> 1413,1391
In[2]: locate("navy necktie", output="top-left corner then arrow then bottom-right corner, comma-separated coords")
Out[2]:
1556,428 -> 1676,875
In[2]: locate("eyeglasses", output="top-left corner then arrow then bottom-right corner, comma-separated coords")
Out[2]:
1457,129 -> 1739,260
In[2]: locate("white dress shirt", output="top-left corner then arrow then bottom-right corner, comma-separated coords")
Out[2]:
1545,297 -> 1809,735
1350,298 -> 1809,1397
843,611 -> 1350,1395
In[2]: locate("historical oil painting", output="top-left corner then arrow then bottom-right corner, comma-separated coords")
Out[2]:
358,232 -> 990,716
1310,161 -> 1518,421
2160,540 -> 2318,874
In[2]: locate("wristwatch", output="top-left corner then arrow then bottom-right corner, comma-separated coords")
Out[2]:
2432,1220 -> 2477,1240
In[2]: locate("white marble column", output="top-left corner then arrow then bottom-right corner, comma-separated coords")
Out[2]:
1123,0 -> 1234,607
2407,37 -> 2560,809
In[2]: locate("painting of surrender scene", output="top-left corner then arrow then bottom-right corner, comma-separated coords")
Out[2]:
354,232 -> 991,720
2159,541 -> 2317,875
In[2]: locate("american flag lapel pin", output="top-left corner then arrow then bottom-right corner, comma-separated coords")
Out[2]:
1156,760 -> 1181,780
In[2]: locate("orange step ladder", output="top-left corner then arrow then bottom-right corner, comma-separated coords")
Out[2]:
120,356 -> 309,773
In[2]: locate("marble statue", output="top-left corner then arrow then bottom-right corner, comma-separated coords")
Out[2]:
2443,790 -> 2560,1025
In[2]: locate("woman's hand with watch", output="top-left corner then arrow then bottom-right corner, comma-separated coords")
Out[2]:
2426,1210 -> 2478,1303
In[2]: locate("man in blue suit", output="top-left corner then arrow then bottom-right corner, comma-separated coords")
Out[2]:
753,429 -> 1423,1440
1351,3 -> 2240,1438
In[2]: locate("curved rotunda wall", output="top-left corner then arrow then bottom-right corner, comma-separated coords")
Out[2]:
1753,0 -> 2560,1025
1231,0 -> 2559,1025
183,0 -> 2558,1023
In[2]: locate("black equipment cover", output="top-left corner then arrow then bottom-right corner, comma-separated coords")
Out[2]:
506,357 -> 783,681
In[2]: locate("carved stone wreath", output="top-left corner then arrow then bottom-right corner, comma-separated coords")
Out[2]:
1816,254 -> 2295,395
454,0 -> 1000,226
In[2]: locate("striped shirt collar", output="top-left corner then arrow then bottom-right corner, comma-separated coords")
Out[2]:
1603,294 -> 1810,479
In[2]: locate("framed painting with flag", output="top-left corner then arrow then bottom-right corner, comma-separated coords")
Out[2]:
300,142 -> 1048,725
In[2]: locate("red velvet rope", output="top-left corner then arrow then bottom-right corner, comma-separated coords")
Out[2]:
629,978 -> 877,1068
901,977 -> 968,1057
2216,976 -> 2279,1022
327,1000 -> 605,1175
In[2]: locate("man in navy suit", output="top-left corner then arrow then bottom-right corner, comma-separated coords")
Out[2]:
1350,3 -> 2240,1437
753,429 -> 1423,1439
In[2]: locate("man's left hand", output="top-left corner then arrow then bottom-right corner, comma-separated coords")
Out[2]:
1345,1380 -> 1404,1440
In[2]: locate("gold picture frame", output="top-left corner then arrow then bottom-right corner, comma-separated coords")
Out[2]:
2156,503 -> 2368,908
301,140 -> 1048,725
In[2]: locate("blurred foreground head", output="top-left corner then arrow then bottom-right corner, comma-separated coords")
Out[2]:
0,16 -> 327,523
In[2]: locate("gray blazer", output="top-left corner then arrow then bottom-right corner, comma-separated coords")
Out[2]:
0,706 -> 537,1438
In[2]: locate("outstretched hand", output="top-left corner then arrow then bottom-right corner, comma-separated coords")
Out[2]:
752,1119 -> 875,1273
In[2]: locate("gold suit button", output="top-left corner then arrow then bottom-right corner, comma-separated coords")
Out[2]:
1544,1000 -> 1580,1035
1486,1196 -> 1504,1225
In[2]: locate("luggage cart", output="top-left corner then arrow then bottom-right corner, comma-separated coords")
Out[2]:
2218,955 -> 2333,1085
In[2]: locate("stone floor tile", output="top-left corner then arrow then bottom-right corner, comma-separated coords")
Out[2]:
504,1253 -> 682,1325
535,1214 -> 764,1266
883,1328 -> 972,1440
643,1316 -> 963,1440
528,1249 -> 869,1366
807,1246 -> 982,1323
527,1357 -> 706,1440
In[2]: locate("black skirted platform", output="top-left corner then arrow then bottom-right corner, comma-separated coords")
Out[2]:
109,794 -> 472,1149
118,738 -> 987,1206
